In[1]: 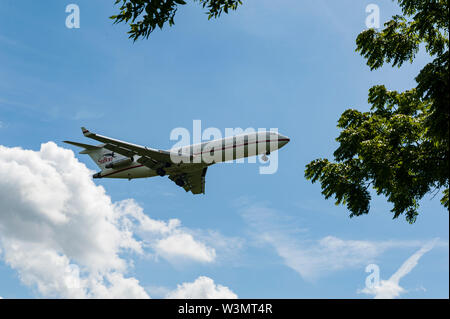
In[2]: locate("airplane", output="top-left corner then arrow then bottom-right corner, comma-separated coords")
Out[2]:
64,127 -> 290,195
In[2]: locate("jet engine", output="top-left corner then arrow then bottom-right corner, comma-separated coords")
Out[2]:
105,158 -> 133,169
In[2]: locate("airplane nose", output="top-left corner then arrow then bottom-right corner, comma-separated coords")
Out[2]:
278,134 -> 290,148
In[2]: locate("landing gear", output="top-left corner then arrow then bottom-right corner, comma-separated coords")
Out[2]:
156,168 -> 166,177
175,178 -> 185,187
261,151 -> 270,162
156,162 -> 171,176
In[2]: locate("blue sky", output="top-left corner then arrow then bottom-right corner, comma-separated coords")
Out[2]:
0,0 -> 448,298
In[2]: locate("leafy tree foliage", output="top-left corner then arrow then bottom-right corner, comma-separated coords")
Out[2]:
305,0 -> 449,223
110,0 -> 242,41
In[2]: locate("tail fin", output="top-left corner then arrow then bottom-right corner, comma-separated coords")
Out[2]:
63,140 -> 126,170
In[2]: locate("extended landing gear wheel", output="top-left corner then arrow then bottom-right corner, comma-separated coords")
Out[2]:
261,152 -> 270,162
175,178 -> 185,187
156,168 -> 166,177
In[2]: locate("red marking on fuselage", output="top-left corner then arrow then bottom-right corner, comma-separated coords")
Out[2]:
98,157 -> 113,164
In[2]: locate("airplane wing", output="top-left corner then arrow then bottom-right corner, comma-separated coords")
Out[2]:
80,127 -> 206,194
169,167 -> 207,195
80,127 -> 192,169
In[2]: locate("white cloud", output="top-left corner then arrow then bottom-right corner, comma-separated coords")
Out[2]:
166,276 -> 238,299
0,142 -> 219,298
194,230 -> 245,264
240,202 -> 444,282
240,203 -> 382,280
154,233 -> 216,264
359,240 -> 437,299
267,235 -> 386,280
145,285 -> 172,299
112,199 -> 217,265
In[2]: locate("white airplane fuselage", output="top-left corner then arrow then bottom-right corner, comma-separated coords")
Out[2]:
95,131 -> 289,180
